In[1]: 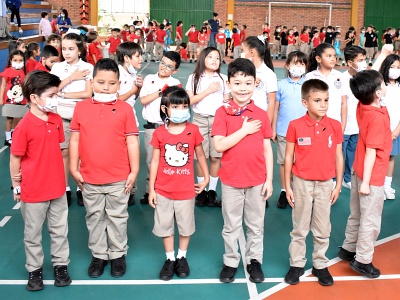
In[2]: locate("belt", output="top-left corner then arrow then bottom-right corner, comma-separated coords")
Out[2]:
144,121 -> 162,129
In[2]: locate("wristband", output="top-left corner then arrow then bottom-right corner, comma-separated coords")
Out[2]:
158,89 -> 162,97
62,92 -> 65,98
13,186 -> 21,195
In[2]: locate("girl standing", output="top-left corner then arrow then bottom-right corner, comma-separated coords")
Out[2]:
25,42 -> 40,73
0,49 -> 27,146
379,54 -> 400,200
185,47 -> 230,207
149,86 -> 209,281
50,33 -> 93,206
198,26 -> 209,54
333,33 -> 344,65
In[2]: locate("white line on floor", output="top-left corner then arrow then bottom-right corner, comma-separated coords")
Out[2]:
12,202 -> 20,210
0,146 -> 8,153
238,229 -> 259,299
0,216 -> 12,227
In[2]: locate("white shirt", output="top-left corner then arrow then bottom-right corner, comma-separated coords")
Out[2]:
305,68 -> 346,123
341,71 -> 359,135
139,73 -> 180,124
252,63 -> 277,111
381,82 -> 400,131
39,18 -> 52,36
185,72 -> 230,116
118,64 -> 139,126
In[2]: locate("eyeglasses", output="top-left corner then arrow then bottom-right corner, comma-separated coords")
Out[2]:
159,60 -> 175,71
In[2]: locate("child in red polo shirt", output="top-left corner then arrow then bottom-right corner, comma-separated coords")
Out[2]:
10,71 -> 71,291
212,58 -> 273,284
87,31 -> 103,66
121,24 -> 129,42
155,24 -> 167,62
216,26 -> 226,63
106,28 -> 122,64
34,45 -> 59,72
338,70 -> 391,279
185,25 -> 199,63
284,79 -> 344,287
69,59 -> 140,278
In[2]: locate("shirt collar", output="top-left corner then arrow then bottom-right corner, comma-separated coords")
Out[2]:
228,99 -> 255,112
286,76 -> 305,85
358,102 -> 388,114
91,99 -> 118,105
201,72 -> 219,78
27,110 -> 59,127
304,112 -> 328,127
63,59 -> 85,70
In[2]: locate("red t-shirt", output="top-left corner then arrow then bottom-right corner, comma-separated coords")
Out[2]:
198,33 -> 208,46
353,103 -> 392,186
286,113 -> 343,181
145,28 -> 154,42
11,111 -> 65,203
188,30 -> 199,43
70,99 -> 139,184
121,30 -> 128,42
180,48 -> 188,60
108,36 -> 121,54
319,32 -> 326,42
211,100 -> 272,188
232,33 -> 241,47
0,67 -> 27,105
155,29 -> 166,43
300,33 -> 309,43
50,19 -> 57,33
26,58 -> 39,73
216,33 -> 226,44
34,63 -> 49,72
127,33 -> 140,43
87,43 -> 103,66
313,37 -> 321,48
288,35 -> 296,45
150,122 -> 203,200
176,26 -> 183,40
239,30 -> 246,42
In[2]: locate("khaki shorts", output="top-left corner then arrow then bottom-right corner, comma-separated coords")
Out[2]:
152,193 -> 195,237
60,119 -> 71,149
188,42 -> 198,53
193,113 -> 222,159
365,47 -> 374,58
276,135 -> 287,165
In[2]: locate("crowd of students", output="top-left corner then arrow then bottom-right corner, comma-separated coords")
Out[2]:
0,14 -> 399,293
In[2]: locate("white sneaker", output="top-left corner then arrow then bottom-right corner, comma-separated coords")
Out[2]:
19,29 -> 23,34
384,187 -> 395,200
10,22 -> 15,25
342,180 -> 351,190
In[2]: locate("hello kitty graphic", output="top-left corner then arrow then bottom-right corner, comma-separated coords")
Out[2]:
6,76 -> 23,104
164,142 -> 189,167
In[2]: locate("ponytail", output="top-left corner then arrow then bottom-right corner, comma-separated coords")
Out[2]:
307,43 -> 334,73
243,36 -> 275,71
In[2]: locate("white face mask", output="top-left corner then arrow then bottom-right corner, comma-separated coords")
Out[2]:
277,29 -> 281,32
389,68 -> 400,80
351,60 -> 367,72
361,30 -> 365,34
37,97 -> 58,112
12,62 -> 24,70
93,92 -> 117,103
289,66 -> 306,78
127,61 -> 136,74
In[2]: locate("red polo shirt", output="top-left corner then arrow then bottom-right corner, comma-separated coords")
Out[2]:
121,30 -> 128,42
108,37 -> 121,54
300,33 -> 309,43
188,30 -> 198,43
212,100 -> 272,188
232,33 -> 241,47
176,26 -> 183,39
11,111 -> 65,203
286,113 -> 343,181
26,59 -> 39,73
155,29 -> 166,43
240,29 -> 246,42
34,63 -> 49,72
70,99 -> 139,184
288,35 -> 296,45
216,33 -> 226,44
353,103 -> 392,186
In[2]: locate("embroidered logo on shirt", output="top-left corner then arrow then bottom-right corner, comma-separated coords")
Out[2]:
164,143 -> 189,167
328,134 -> 333,148
334,78 -> 341,89
298,137 -> 311,145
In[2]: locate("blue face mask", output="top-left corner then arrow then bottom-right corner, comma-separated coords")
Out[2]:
165,107 -> 190,124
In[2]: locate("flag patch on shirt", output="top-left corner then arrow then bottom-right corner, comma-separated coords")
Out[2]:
298,137 -> 311,145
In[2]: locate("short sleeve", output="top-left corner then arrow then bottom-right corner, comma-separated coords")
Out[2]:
266,70 -> 278,93
262,112 -> 272,139
286,121 -> 296,143
150,127 -> 161,148
335,120 -> 344,144
70,103 -> 80,131
211,107 -> 227,137
193,125 -> 204,146
365,116 -> 386,149
185,74 -> 194,92
10,123 -> 27,156
125,105 -> 139,136
139,75 -> 153,98
276,80 -> 283,102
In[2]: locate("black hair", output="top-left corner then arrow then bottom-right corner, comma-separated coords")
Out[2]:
7,50 -> 26,74
301,79 -> 329,100
227,58 -> 256,81
307,43 -> 335,72
93,58 -> 120,79
180,42 -> 187,49
123,24 -> 129,28
52,14 -> 57,19
27,42 -> 40,59
22,71 -> 61,101
116,42 -> 143,64
160,86 -> 191,123
148,21 -> 153,27
163,51 -> 181,70
8,39 -> 25,54
41,11 -> 48,18
177,21 -> 183,27
232,28 -> 238,34
159,24 -> 165,30
47,33 -> 61,43
86,31 -> 98,43
344,46 -> 366,63
242,24 -> 247,30
61,9 -> 68,19
350,70 -> 383,105
41,45 -> 59,58
200,26 -> 207,33
213,12 -> 218,17
327,26 -> 333,30
379,54 -> 400,85
111,28 -> 121,33
285,51 -> 308,76
192,47 -> 221,95
61,33 -> 87,62
243,36 -> 274,71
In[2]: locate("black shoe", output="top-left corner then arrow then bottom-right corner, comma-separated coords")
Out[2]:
219,264 -> 237,283
284,266 -> 304,285
150,59 -> 155,62
369,62 -> 373,66
189,59 -> 192,63
110,255 -> 126,277
88,257 -> 108,278
66,191 -> 72,207
4,139 -> 11,147
195,190 -> 208,207
160,259 -> 176,281
312,267 -> 334,286
277,191 -> 288,209
175,257 -> 190,278
128,194 -> 135,206
350,259 -> 380,278
265,200 -> 269,208
54,265 -> 72,287
144,60 -> 147,62
222,60 -> 226,64
26,268 -> 44,291
338,247 -> 356,262
207,190 -> 221,207
140,193 -> 149,204
246,259 -> 264,283
76,190 -> 83,206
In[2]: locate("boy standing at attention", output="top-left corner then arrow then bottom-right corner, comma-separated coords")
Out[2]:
106,28 -> 122,64
216,26 -> 226,64
212,58 -> 273,283
338,70 -> 391,278
10,71 -> 71,291
69,59 -> 140,278
284,79 -> 344,286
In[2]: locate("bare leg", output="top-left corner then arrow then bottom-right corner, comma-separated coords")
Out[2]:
209,156 -> 220,177
163,235 -> 174,253
280,164 -> 285,189
178,235 -> 190,251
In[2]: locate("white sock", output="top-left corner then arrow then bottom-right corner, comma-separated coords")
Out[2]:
5,131 -> 11,140
209,176 -> 219,191
281,188 -> 286,192
197,176 -> 205,184
177,249 -> 187,259
384,176 -> 392,188
66,186 -> 71,192
77,186 -> 81,191
166,251 -> 175,261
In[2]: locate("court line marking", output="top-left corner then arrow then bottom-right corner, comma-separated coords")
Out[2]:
0,216 -> 12,227
0,146 -> 8,153
12,202 -> 20,210
255,233 -> 400,300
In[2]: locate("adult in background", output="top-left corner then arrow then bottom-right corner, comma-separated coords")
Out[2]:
56,8 -> 72,34
7,0 -> 23,33
208,12 -> 219,48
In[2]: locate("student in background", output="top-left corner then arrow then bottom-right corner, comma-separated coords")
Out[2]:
25,42 -> 40,73
185,24 -> 199,63
38,11 -> 52,41
215,26 -> 226,64
87,31 -> 103,66
178,42 -> 188,62
34,45 -> 59,72
144,21 -> 155,62
47,33 -> 61,53
106,28 -> 122,64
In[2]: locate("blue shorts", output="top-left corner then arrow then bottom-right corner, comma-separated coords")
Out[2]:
391,136 -> 400,156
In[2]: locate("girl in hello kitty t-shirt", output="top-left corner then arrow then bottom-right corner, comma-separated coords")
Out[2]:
148,86 -> 209,281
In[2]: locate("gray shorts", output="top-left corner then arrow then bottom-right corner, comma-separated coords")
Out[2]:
188,42 -> 198,53
60,119 -> 71,149
276,135 -> 287,165
193,113 -> 222,159
1,104 -> 28,118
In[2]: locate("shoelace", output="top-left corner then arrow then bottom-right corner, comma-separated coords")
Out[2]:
55,266 -> 68,276
113,257 -> 125,267
30,270 -> 42,279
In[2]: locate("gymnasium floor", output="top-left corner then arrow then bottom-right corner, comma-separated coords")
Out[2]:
0,60 -> 399,300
